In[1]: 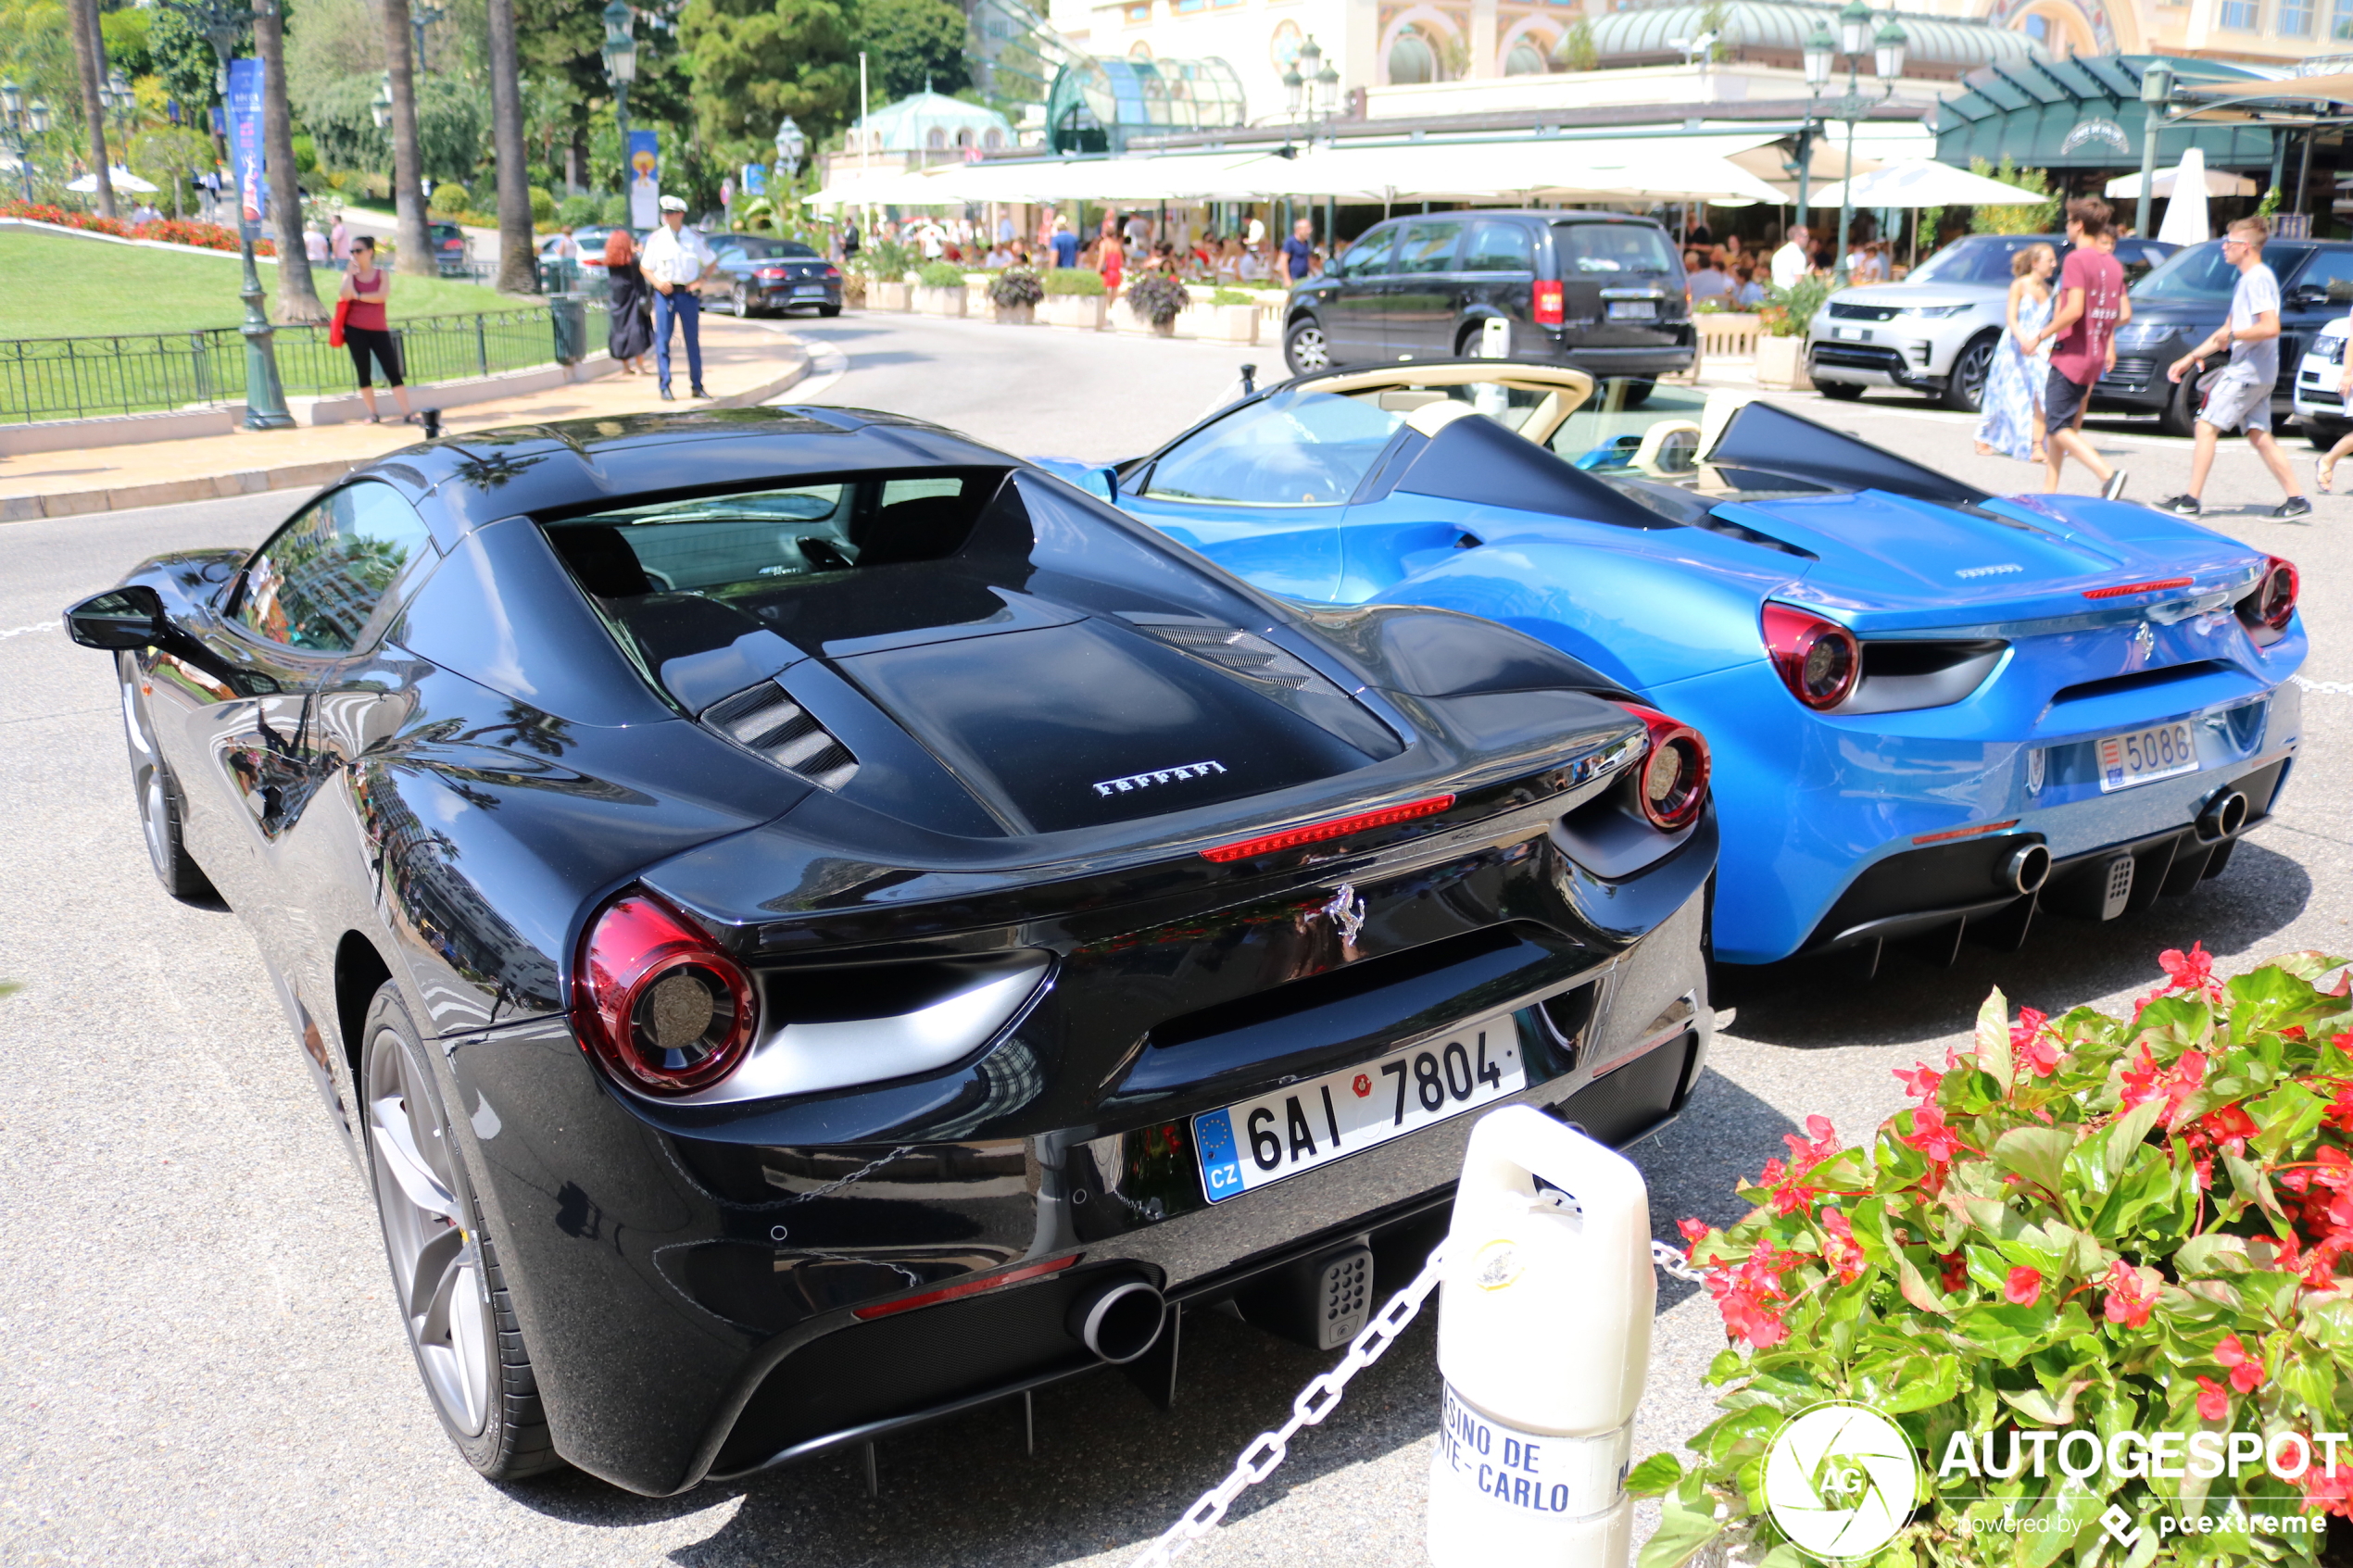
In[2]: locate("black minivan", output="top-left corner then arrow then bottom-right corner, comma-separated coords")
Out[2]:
1281,210 -> 1694,383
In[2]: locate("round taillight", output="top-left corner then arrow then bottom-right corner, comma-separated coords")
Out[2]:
1616,702 -> 1710,832
573,892 -> 756,1094
1760,601 -> 1860,710
2240,555 -> 2298,633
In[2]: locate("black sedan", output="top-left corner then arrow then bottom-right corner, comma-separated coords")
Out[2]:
429,220 -> 471,278
66,408 -> 1715,1495
696,234 -> 843,317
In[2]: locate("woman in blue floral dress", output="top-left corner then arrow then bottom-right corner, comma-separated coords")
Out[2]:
1974,243 -> 2057,463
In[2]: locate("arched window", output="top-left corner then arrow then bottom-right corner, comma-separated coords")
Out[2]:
1390,28 -> 1438,83
985,127 -> 1005,149
956,127 -> 974,147
926,127 -> 947,149
1504,39 -> 1548,74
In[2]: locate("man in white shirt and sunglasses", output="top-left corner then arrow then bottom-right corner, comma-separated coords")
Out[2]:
640,194 -> 717,401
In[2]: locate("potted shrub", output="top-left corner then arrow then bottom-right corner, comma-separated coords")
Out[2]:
1641,945 -> 2353,1568
1123,271 -> 1190,338
1755,275 -> 1829,390
912,259 -> 967,317
990,266 -> 1044,325
1041,267 -> 1108,331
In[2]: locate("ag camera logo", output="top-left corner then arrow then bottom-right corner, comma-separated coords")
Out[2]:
1763,1401 -> 1921,1563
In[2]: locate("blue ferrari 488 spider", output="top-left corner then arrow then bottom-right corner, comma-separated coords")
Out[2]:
1055,361 -> 2306,971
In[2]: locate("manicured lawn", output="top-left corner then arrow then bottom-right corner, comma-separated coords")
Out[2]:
0,230 -> 518,340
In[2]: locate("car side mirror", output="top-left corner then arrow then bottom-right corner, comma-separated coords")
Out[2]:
1076,467 -> 1119,503
64,585 -> 167,650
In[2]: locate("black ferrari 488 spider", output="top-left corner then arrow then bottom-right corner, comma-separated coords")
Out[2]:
67,407 -> 1716,1496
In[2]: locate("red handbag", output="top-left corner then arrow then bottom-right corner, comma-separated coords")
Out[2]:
328,297 -> 350,348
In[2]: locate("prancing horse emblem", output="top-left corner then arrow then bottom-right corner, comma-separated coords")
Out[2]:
1319,883 -> 1366,944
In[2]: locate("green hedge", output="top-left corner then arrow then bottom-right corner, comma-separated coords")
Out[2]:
1044,268 -> 1105,297
915,259 -> 966,288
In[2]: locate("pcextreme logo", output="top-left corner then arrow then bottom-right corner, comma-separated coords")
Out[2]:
1762,1402 -> 1923,1564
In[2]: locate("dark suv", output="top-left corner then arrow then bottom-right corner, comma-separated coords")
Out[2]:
1282,210 -> 1692,383
2097,237 -> 2353,434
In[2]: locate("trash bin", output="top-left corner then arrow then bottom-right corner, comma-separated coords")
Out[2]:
548,294 -> 586,367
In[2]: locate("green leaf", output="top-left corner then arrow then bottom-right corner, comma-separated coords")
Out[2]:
1993,1125 -> 2074,1201
1896,1252 -> 1951,1316
2223,1151 -> 2286,1223
1634,1493 -> 1724,1568
1627,1452 -> 1685,1497
1976,986 -> 2015,1090
2253,949 -> 2350,984
1955,1303 -> 2060,1366
2279,1349 -> 2337,1412
2173,1234 -> 2253,1276
2105,1098 -> 2164,1177
1881,1355 -> 1962,1414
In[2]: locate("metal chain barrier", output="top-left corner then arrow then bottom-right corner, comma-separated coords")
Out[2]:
1126,1237 -> 1714,1566
2294,675 -> 2353,696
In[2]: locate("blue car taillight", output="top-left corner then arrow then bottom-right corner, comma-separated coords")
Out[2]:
1761,602 -> 1859,709
1615,703 -> 1708,831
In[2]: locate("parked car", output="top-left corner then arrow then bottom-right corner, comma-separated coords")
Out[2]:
2292,314 -> 2353,444
428,220 -> 471,278
694,233 -> 843,317
1052,359 -> 2306,973
1805,232 -> 2174,412
1280,210 -> 1693,393
2099,236 -> 2353,435
63,406 -> 1717,1494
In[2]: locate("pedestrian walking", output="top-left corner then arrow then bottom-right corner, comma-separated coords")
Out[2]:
603,227 -> 652,375
2160,215 -> 2311,519
330,214 -> 351,270
1974,243 -> 2056,463
336,236 -> 417,425
1278,218 -> 1316,285
304,224 -> 329,266
1051,216 -> 1078,270
640,194 -> 715,400
842,219 -> 861,265
2024,197 -> 2130,499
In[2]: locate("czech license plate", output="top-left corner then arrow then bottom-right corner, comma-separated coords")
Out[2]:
1605,300 -> 1655,321
793,283 -> 826,296
1831,325 -> 1868,341
1193,1021 -> 1525,1202
2096,721 -> 2199,792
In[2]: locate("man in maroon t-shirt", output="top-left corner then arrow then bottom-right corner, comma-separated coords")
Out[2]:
2025,196 -> 2132,499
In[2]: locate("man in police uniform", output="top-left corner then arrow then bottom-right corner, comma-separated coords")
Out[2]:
640,194 -> 718,400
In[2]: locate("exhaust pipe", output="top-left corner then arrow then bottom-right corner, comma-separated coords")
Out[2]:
1067,1276 -> 1165,1364
2196,790 -> 2248,843
2003,843 -> 2053,897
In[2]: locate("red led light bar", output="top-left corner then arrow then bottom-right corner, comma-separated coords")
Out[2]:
2082,577 -> 2193,600
1912,819 -> 2020,847
851,1255 -> 1079,1321
1199,794 -> 1456,863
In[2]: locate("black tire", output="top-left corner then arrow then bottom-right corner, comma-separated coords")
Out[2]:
818,304 -> 841,318
2158,373 -> 2200,438
731,282 -> 751,319
1617,378 -> 1654,409
1818,381 -> 1865,401
1941,333 -> 1998,412
119,658 -> 218,903
360,983 -> 561,1482
2309,420 -> 2351,452
1284,317 -> 1331,377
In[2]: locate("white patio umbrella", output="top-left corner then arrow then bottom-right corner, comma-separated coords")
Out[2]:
2104,163 -> 2258,200
68,165 -> 157,194
1806,158 -> 2047,209
2155,147 -> 2212,245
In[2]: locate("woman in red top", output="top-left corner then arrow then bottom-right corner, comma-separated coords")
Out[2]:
338,236 -> 416,424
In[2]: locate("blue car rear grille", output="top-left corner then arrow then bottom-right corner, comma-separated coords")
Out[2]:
1827,302 -> 1900,321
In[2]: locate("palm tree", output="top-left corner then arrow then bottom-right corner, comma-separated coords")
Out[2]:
380,0 -> 433,276
65,0 -> 115,219
486,0 -> 536,294
253,0 -> 325,321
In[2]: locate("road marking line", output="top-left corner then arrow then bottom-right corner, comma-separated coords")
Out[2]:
0,622 -> 57,639
2294,675 -> 2353,696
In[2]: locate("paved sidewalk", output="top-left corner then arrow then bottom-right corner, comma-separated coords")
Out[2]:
0,315 -> 811,521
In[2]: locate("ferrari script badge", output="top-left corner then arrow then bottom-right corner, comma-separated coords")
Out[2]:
1092,759 -> 1228,798
1319,883 -> 1367,944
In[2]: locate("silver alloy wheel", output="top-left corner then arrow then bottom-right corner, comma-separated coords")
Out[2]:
366,1026 -> 495,1438
1288,322 -> 1329,372
120,673 -> 171,881
733,282 -> 750,318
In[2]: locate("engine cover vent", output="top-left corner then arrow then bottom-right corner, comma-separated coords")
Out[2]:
701,681 -> 860,791
1124,618 -> 1317,692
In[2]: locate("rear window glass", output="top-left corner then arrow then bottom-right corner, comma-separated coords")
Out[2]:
1142,388 -> 1405,506
1554,222 -> 1677,277
1906,237 -> 2037,286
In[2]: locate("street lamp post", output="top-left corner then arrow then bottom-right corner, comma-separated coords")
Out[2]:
1821,0 -> 1905,286
0,81 -> 48,205
773,114 -> 803,220
409,1 -> 445,74
1785,22 -> 1834,222
2133,62 -> 2172,240
165,0 -> 292,430
602,0 -> 636,195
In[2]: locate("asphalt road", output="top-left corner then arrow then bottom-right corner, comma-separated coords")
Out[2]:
2,318 -> 2349,1567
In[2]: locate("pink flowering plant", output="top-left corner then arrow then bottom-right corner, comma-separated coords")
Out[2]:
1634,946 -> 2353,1567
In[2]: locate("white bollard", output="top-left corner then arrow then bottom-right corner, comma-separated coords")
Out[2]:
1428,1107 -> 1655,1568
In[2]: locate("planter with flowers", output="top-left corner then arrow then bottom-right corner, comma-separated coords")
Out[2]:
1121,271 -> 1190,338
1176,287 -> 1260,344
990,266 -> 1044,325
1640,944 -> 2353,1568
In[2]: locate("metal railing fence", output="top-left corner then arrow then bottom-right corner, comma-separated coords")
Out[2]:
0,303 -> 608,424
